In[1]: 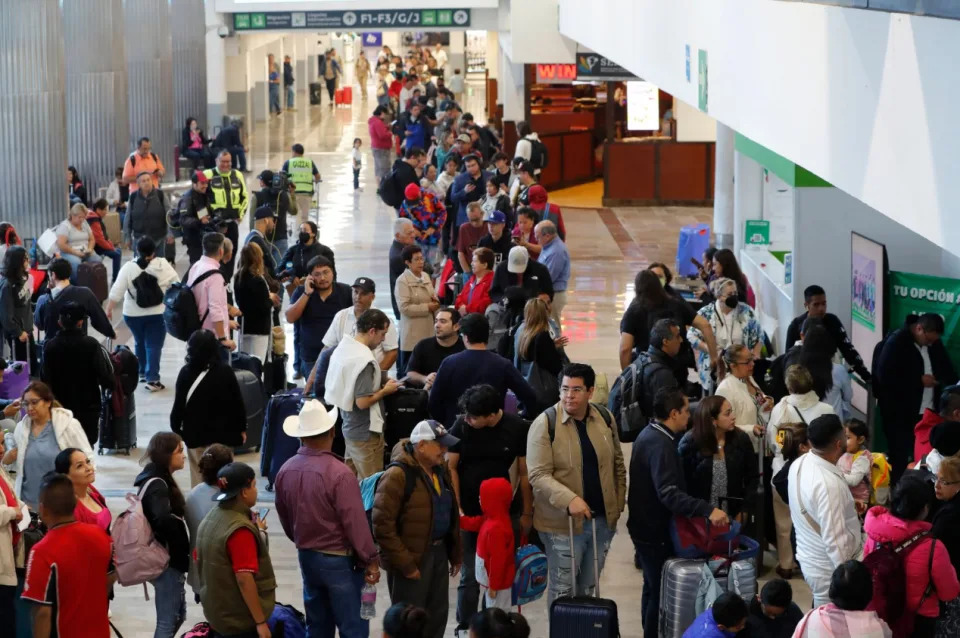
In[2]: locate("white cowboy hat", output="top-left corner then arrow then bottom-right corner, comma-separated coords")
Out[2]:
283,400 -> 339,438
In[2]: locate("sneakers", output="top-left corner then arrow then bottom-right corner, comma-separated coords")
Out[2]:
139,377 -> 146,384
292,370 -> 304,380
145,381 -> 165,392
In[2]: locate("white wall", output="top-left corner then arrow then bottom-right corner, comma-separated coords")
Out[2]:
794,187 -> 960,336
558,0 -> 960,260
485,30 -> 498,80
501,0 -> 577,64
674,97 -> 716,142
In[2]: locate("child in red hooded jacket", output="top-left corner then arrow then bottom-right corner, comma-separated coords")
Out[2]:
460,477 -> 515,610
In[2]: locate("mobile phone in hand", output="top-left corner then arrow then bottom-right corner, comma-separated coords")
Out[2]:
257,507 -> 270,521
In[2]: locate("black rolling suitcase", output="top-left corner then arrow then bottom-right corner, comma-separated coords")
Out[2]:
98,389 -> 136,455
549,516 -> 619,638
309,83 -> 322,105
260,389 -> 304,489
382,388 -> 429,462
235,368 -> 265,454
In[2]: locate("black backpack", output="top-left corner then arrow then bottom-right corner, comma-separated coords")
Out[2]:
379,169 -> 403,208
130,265 -> 164,308
545,403 -> 614,442
162,269 -> 222,341
529,138 -> 549,170
608,353 -> 665,442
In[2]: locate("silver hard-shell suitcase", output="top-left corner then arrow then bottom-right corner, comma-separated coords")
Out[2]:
659,557 -> 704,637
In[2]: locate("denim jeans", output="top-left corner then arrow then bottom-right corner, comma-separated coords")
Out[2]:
125,314 -> 166,382
96,246 -> 122,280
286,85 -> 295,108
456,530 -> 480,629
62,251 -> 103,282
269,84 -> 282,114
297,550 -> 368,638
632,538 -> 669,634
151,566 -> 186,638
540,517 -> 615,607
353,168 -> 360,189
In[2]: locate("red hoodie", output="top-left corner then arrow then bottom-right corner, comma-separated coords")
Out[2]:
460,478 -> 515,591
914,408 -> 943,465
368,115 -> 393,151
863,506 -> 960,620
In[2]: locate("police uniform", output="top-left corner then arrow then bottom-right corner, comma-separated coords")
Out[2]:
203,167 -> 249,280
282,155 -> 319,225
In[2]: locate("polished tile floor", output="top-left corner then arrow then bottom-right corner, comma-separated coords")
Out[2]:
84,79 -> 810,637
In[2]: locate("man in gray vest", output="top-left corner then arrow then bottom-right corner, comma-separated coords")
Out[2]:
123,172 -> 173,262
282,143 -> 322,225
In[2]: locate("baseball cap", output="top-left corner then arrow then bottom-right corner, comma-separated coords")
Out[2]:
191,170 -> 208,184
213,462 -> 256,502
253,205 -> 276,221
456,133 -> 471,144
507,246 -> 529,274
484,210 -> 506,224
404,183 -> 421,200
409,420 -> 459,447
352,277 -> 376,294
527,185 -> 548,209
258,169 -> 274,183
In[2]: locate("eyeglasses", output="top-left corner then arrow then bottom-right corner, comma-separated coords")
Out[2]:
560,386 -> 587,395
23,399 -> 45,407
936,477 -> 960,487
732,359 -> 755,366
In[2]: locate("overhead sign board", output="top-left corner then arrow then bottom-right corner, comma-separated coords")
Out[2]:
575,53 -> 636,81
233,9 -> 471,30
535,64 -> 577,84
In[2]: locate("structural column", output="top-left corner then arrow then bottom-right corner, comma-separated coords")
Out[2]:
0,0 -> 68,238
204,0 -> 228,129
123,0 -> 176,171
713,122 -> 735,249
63,0 -> 129,200
172,0 -> 208,132
733,148 -> 764,254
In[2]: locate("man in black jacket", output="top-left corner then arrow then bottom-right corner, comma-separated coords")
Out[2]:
178,170 -> 214,265
386,147 -> 425,211
389,218 -> 418,321
628,387 -> 728,635
253,169 -> 291,256
876,313 -> 958,483
41,303 -> 115,445
785,285 -> 870,381
34,258 -> 116,342
634,318 -> 687,416
213,120 -> 247,172
489,245 -> 554,304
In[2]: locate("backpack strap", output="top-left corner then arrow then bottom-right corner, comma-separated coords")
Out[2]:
791,404 -> 808,425
385,461 -> 418,505
918,537 -> 938,608
546,403 -> 614,443
188,268 -> 223,325
793,456 -> 822,535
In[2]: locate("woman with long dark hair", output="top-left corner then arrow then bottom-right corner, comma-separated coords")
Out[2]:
180,117 -> 212,170
134,431 -> 189,638
0,246 -> 34,364
678,396 -> 757,520
54,447 -> 110,532
712,249 -> 755,308
0,222 -> 21,265
67,166 -> 87,206
618,269 -> 717,373
235,242 -> 277,364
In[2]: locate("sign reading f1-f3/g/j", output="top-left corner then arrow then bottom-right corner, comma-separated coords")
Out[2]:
234,9 -> 471,31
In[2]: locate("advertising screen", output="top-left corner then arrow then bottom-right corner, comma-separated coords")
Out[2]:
850,232 -> 886,412
626,81 -> 658,131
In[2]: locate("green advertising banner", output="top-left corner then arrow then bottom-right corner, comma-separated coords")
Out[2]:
889,271 -> 960,372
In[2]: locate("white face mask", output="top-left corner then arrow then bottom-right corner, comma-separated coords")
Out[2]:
658,277 -> 667,288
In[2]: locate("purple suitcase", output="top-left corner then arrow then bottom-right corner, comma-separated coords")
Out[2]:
0,339 -> 31,400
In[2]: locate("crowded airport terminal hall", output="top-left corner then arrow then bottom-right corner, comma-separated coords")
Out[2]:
4,0 -> 960,637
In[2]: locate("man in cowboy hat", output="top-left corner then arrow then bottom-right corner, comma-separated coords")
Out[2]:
274,400 -> 381,636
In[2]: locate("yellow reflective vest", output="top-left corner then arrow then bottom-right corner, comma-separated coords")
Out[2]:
285,156 -> 316,194
202,168 -> 249,221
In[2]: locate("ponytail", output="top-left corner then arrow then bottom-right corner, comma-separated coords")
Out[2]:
779,422 -> 809,462
469,608 -> 531,638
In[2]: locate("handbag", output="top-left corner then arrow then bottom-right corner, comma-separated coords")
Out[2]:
272,325 -> 286,356
17,510 -> 46,569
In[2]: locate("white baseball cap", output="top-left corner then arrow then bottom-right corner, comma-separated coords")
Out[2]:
409,420 -> 459,447
507,246 -> 529,274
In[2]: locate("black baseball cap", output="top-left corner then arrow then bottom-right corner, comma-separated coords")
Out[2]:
258,169 -> 274,182
214,462 -> 256,502
253,205 -> 276,221
352,277 -> 375,294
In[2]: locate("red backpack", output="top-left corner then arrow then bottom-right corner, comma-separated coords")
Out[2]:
864,530 -> 935,635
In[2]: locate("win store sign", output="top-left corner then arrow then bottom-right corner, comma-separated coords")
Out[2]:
889,271 -> 960,371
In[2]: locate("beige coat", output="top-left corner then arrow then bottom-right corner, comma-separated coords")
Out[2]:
394,269 -> 437,352
526,402 -> 627,535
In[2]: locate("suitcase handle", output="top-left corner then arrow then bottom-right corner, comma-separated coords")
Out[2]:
566,513 -> 602,599
9,335 -> 31,377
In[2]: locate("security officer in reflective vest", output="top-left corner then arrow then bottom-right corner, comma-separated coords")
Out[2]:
281,143 -> 321,225
204,149 -> 249,280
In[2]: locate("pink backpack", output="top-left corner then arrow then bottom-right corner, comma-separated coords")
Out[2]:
113,477 -> 171,598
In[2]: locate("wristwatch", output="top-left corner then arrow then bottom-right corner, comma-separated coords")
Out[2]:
218,336 -> 227,342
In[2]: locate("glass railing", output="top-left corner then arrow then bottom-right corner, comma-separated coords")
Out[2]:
780,0 -> 960,20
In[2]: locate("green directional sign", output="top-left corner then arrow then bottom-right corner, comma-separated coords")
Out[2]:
422,10 -> 437,26
698,49 -> 709,112
234,13 -> 250,29
251,13 -> 266,28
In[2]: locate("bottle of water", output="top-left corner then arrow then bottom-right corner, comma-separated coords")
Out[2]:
360,583 -> 377,620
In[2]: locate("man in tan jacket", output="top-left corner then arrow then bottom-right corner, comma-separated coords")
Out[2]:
526,362 -> 626,606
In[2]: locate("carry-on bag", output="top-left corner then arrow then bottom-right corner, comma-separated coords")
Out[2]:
309,83 -> 322,105
99,338 -> 137,454
259,388 -> 304,489
0,338 -> 32,400
77,261 -> 109,303
382,388 -> 429,461
659,557 -> 706,637
548,516 -> 619,638
235,368 -> 265,454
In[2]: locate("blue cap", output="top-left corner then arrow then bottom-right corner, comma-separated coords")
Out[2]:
484,210 -> 506,224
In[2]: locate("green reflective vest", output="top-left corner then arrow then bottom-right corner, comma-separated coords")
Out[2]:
203,168 -> 249,220
286,156 -> 315,194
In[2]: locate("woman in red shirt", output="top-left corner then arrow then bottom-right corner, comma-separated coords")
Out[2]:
54,447 -> 111,533
456,247 -> 495,315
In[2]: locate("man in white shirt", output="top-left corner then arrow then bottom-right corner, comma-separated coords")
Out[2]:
433,43 -> 448,71
321,277 -> 398,371
789,414 -> 863,607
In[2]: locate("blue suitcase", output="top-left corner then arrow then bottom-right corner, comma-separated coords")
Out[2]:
549,517 -> 619,638
259,389 -> 303,489
675,222 -> 711,277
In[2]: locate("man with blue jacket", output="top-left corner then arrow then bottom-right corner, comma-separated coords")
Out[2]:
449,154 -> 491,246
628,387 -> 729,635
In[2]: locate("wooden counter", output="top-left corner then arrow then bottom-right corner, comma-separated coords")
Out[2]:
604,140 -> 715,206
